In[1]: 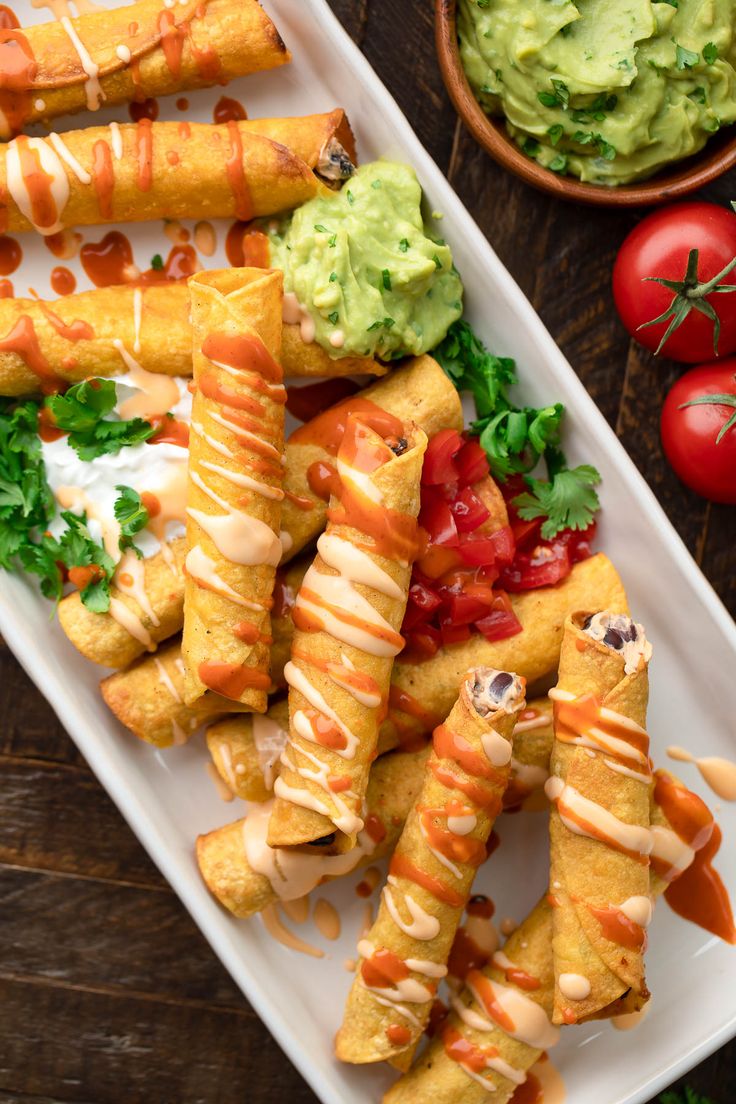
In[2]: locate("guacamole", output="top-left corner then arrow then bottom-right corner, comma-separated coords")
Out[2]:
458,0 -> 736,185
268,161 -> 463,359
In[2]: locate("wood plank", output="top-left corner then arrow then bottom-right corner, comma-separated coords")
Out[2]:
0,644 -> 86,768
0,759 -> 165,887
0,977 -> 318,1104
0,866 -> 242,1007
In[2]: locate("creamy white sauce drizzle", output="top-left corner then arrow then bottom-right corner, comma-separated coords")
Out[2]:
295,565 -> 403,657
284,660 -> 360,758
618,895 -> 653,928
666,745 -> 736,802
108,596 -> 155,650
316,533 -> 403,599
382,876 -> 440,941
154,656 -> 182,703
252,714 -> 288,790
60,16 -> 104,110
466,976 -> 560,1050
185,545 -> 266,611
481,730 -> 512,767
115,549 -> 159,627
242,799 -> 369,901
47,132 -> 92,184
283,292 -> 315,343
650,825 -> 695,879
558,972 -> 591,1001
188,471 -> 282,567
6,137 -> 70,235
109,121 -> 123,160
545,776 -> 653,857
200,459 -> 284,501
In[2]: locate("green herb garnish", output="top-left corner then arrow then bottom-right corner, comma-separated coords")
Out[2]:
46,379 -> 155,461
114,485 -> 150,558
434,321 -> 601,537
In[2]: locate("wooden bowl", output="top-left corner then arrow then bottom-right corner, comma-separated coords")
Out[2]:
435,0 -> 736,207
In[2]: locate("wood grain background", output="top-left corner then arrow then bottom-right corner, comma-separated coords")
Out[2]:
1,0 -> 734,1100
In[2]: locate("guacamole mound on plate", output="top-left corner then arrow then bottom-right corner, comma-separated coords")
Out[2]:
458,0 -> 736,185
268,161 -> 463,359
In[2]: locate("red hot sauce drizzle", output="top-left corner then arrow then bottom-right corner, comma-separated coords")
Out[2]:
136,119 -> 154,192
225,121 -> 254,221
50,266 -> 75,296
0,22 -> 36,138
214,95 -> 247,123
442,1025 -> 500,1075
158,10 -> 186,79
665,823 -> 736,943
0,234 -> 21,275
0,315 -> 65,392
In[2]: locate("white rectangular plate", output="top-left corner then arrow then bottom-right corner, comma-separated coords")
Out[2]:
3,1 -> 736,1102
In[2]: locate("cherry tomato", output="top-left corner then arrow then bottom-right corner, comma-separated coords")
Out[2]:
422,428 -> 463,485
660,361 -> 736,504
613,202 -> 736,363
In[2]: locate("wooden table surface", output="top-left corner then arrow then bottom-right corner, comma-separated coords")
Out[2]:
1,1 -> 735,1101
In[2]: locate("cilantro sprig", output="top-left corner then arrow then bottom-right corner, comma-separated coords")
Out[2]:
114,485 -> 150,558
46,378 -> 155,461
21,511 -> 115,611
434,321 -> 601,538
0,397 -> 122,612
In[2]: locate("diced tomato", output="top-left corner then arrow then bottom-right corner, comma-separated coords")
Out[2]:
499,540 -> 570,591
405,624 -> 441,658
449,486 -> 490,533
419,491 -> 459,547
474,593 -> 523,641
408,581 -> 442,613
558,522 -> 596,563
443,592 -> 495,626
510,516 -> 542,550
457,535 -> 500,566
440,621 -> 472,647
489,525 -> 515,565
417,543 -> 463,580
422,428 -> 463,485
455,438 -> 490,484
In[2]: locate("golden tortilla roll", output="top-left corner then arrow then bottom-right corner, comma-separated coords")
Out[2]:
0,0 -> 289,139
99,558 -> 305,744
503,697 -> 553,811
58,535 -> 186,668
547,611 -> 652,1025
282,354 -> 461,558
183,268 -> 284,708
100,636 -> 248,748
385,770 -> 713,1103
384,897 -> 558,1104
56,359 -> 454,669
0,121 -> 323,237
268,413 -> 427,851
207,699 -> 290,802
383,553 -> 629,750
242,109 -> 356,182
335,668 -> 526,1066
0,285 -> 383,398
197,747 -> 429,919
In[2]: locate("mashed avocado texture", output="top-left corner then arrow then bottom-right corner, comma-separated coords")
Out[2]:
458,0 -> 736,185
268,161 -> 463,359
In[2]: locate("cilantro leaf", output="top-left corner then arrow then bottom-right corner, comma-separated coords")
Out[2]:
0,398 -> 55,571
46,378 -> 155,461
675,43 -> 699,70
20,511 -> 116,610
434,320 -> 517,421
114,485 -> 150,558
702,42 -> 718,65
513,464 -> 601,539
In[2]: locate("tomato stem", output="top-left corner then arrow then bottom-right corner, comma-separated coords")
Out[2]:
639,248 -> 736,356
678,393 -> 736,444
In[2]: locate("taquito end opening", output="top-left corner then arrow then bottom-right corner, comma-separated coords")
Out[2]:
466,667 -> 525,716
317,136 -> 356,186
578,610 -> 652,674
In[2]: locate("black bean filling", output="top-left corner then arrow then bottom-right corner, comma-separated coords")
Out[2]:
490,671 -> 514,699
387,435 -> 408,456
308,833 -> 336,847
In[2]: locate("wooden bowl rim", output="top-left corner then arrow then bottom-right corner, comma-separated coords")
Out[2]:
435,0 -> 736,208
